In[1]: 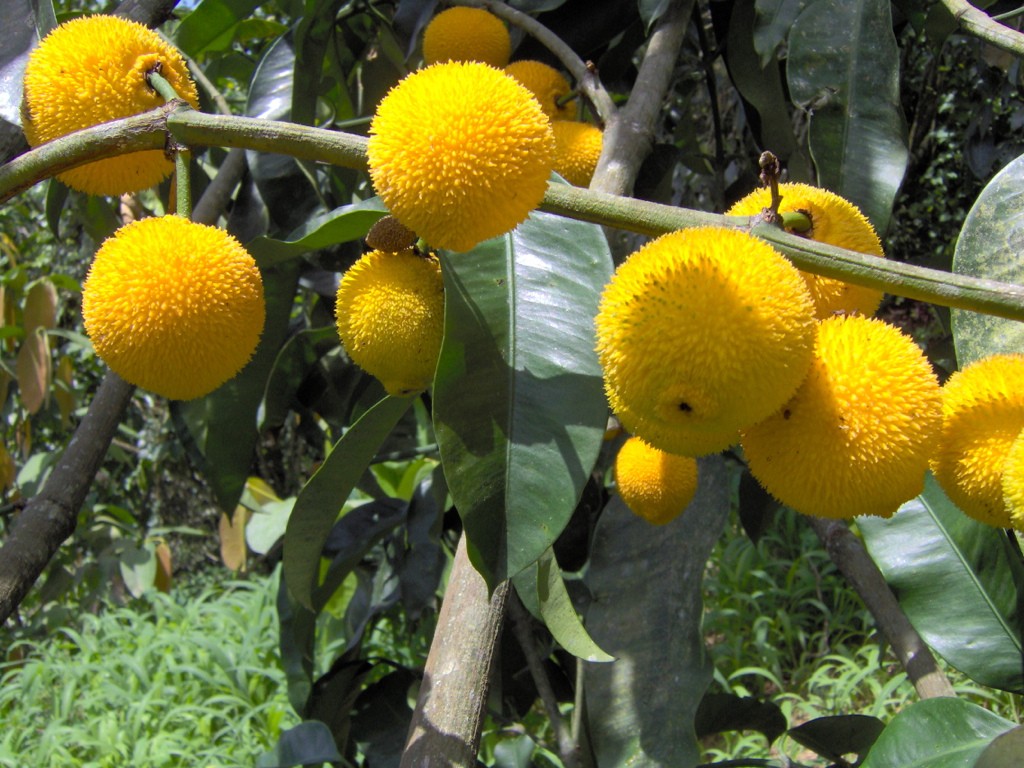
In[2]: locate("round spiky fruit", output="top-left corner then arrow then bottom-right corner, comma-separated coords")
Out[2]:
727,183 -> 885,319
82,216 -> 265,400
368,62 -> 554,252
335,249 -> 444,396
504,60 -> 575,120
932,353 -> 1024,528
22,15 -> 200,196
552,122 -> 603,187
422,7 -> 510,67
595,227 -> 816,456
615,436 -> 698,525
742,315 -> 941,519
1002,429 -> 1024,531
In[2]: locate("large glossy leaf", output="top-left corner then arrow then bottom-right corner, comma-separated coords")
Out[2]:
951,153 -> 1024,368
283,395 -> 413,610
247,198 -> 388,267
584,456 -> 730,767
432,209 -> 613,589
786,0 -> 908,233
858,474 -> 1024,693
173,0 -> 262,58
292,0 -> 346,126
174,262 -> 300,511
860,698 -> 1015,768
975,727 -> 1024,768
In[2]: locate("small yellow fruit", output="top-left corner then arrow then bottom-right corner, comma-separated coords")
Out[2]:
552,122 -> 603,187
742,315 -> 941,519
335,249 -> 444,396
83,216 -> 265,400
727,183 -> 885,319
22,15 -> 200,196
367,62 -> 555,252
615,436 -> 698,525
504,60 -> 575,120
932,353 -> 1024,528
422,7 -> 510,68
595,227 -> 816,456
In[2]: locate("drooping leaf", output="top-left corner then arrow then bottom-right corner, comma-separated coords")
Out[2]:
584,456 -> 730,767
860,698 -> 1015,768
752,0 -> 811,64
513,549 -> 614,662
951,152 -> 1024,368
173,0 -> 263,58
173,262 -> 300,511
246,197 -> 388,267
432,208 -> 613,588
638,0 -> 673,30
15,328 -> 48,414
350,669 -> 417,768
726,0 -> 801,170
788,715 -> 885,763
786,0 -> 908,233
283,395 -> 413,610
858,474 -> 1024,693
245,31 -> 319,232
292,0 -> 347,126
694,693 -> 787,743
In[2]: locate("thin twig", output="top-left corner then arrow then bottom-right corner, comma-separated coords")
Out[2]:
0,372 -> 136,625
451,0 -> 617,124
508,594 -> 579,768
804,516 -> 956,700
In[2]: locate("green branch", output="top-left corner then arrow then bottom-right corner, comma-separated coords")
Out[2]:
941,0 -> 1024,58
3,105 -> 1024,322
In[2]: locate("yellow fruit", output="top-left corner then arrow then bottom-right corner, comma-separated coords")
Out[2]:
367,62 -> 555,252
335,249 -> 444,396
504,60 -> 575,120
422,7 -> 510,67
595,227 -> 816,456
1001,429 -> 1024,531
615,436 -> 698,525
83,216 -> 265,400
552,122 -> 603,187
22,15 -> 200,196
932,353 -> 1024,528
727,183 -> 885,319
742,315 -> 941,519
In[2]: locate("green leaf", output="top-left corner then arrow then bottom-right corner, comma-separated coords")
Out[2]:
952,153 -> 1024,367
786,0 -> 908,233
173,0 -> 262,58
247,198 -> 388,268
789,715 -> 885,763
753,0 -> 811,64
638,0 -> 673,30
694,693 -> 787,743
584,456 -> 730,767
292,0 -> 347,126
514,550 -> 614,662
174,263 -> 300,511
860,698 -> 1015,768
432,209 -> 613,588
858,474 -> 1024,693
283,395 -> 413,611
255,720 -> 343,768
975,726 -> 1024,768
725,0 -> 804,175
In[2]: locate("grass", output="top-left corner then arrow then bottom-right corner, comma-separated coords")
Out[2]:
0,574 -> 297,767
701,505 -> 1021,764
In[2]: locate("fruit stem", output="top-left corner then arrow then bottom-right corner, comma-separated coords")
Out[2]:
781,210 -> 812,233
173,149 -> 192,219
147,70 -> 182,103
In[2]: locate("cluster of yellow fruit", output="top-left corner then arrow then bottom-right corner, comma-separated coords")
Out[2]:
603,184 -> 1024,532
338,6 -> 605,393
22,16 -> 265,400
